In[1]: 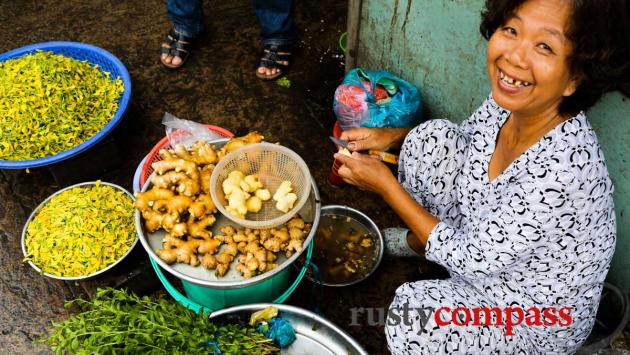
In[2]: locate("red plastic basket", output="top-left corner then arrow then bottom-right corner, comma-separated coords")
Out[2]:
139,125 -> 233,188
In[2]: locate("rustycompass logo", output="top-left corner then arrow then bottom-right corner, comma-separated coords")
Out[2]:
350,305 -> 573,336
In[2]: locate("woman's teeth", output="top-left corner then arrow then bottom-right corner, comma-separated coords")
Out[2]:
499,71 -> 531,87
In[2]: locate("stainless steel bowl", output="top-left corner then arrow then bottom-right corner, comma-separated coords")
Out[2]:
21,181 -> 138,281
210,303 -> 368,355
304,205 -> 384,287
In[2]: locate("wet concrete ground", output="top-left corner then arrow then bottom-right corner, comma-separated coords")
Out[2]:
1,1 -> 628,354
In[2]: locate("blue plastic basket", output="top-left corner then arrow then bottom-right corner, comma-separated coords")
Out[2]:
0,41 -> 132,169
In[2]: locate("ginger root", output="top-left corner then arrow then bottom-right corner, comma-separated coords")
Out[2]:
242,174 -> 263,192
156,234 -> 222,267
151,171 -> 200,196
153,195 -> 193,215
173,141 -> 218,165
201,236 -> 239,276
150,158 -> 201,197
235,240 -> 273,278
219,131 -> 264,159
199,164 -> 214,194
338,147 -> 352,157
222,170 -> 271,219
188,194 -> 216,218
226,188 -> 250,219
273,181 -> 298,213
187,214 -> 216,239
246,196 -> 263,213
223,170 -> 246,195
152,158 -> 199,179
255,188 -> 271,201
134,188 -> 175,210
201,215 -> 310,278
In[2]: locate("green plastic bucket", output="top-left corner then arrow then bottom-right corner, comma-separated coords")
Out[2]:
150,240 -> 313,313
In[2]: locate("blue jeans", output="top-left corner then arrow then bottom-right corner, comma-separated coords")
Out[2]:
167,0 -> 295,46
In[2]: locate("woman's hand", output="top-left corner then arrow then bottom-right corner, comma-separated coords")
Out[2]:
340,127 -> 410,152
333,151 -> 398,195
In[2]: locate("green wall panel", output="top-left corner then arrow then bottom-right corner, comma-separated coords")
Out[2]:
356,0 -> 630,291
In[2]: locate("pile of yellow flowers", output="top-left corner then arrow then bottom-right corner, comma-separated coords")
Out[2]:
0,51 -> 124,160
24,181 -> 136,277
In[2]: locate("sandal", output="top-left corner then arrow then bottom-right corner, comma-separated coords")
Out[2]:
256,44 -> 292,80
160,28 -> 194,70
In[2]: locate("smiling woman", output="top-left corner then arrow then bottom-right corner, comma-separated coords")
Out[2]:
486,1 -> 576,125
481,0 -> 630,117
332,0 -> 629,353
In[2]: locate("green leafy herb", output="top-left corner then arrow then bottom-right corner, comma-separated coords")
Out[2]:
0,51 -> 124,160
40,288 -> 279,355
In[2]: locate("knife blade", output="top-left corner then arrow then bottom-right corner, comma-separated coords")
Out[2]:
329,136 -> 349,148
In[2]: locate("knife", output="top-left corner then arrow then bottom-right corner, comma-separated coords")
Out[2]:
329,136 -> 399,165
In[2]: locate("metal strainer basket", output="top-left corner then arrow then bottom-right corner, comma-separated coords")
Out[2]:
210,143 -> 311,229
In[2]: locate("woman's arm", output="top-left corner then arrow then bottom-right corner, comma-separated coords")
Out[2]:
381,181 -> 439,247
334,150 -> 541,278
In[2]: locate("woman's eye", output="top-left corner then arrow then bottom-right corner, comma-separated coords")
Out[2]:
537,43 -> 553,52
503,26 -> 517,36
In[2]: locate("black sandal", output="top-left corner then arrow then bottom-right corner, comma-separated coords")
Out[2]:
256,44 -> 292,80
160,28 -> 194,69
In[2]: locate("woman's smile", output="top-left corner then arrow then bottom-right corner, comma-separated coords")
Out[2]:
497,68 -> 533,94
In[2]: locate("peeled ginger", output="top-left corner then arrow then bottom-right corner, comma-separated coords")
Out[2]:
222,170 -> 271,219
273,181 -> 298,213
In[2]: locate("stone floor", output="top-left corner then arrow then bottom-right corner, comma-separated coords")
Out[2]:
1,1 -> 628,354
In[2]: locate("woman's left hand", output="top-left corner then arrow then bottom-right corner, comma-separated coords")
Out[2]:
334,151 -> 398,195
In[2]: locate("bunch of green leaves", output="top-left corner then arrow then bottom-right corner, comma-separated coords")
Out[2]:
0,50 -> 124,160
40,288 -> 278,355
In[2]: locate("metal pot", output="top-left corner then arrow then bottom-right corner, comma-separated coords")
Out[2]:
303,205 -> 384,287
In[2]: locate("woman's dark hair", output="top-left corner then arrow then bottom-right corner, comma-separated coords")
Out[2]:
480,0 -> 630,116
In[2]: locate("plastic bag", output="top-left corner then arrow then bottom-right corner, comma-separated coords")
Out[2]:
333,68 -> 422,130
162,112 -> 224,146
257,318 -> 297,348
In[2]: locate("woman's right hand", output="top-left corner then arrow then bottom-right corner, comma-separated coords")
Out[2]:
340,127 -> 410,152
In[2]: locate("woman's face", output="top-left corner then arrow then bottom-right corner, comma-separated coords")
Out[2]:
486,0 -> 577,118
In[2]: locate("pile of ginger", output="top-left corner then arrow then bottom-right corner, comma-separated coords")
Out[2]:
134,132 -> 311,278
202,218 -> 311,278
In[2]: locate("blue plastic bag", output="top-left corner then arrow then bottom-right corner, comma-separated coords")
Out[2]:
257,318 -> 296,348
333,68 -> 422,130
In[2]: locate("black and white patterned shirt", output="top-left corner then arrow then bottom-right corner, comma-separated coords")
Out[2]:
423,97 -> 616,352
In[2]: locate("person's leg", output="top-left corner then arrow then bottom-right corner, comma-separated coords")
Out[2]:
253,0 -> 295,79
384,119 -> 468,258
161,0 -> 204,68
385,279 -> 534,354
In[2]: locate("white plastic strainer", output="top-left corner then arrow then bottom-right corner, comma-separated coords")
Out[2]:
210,143 -> 311,229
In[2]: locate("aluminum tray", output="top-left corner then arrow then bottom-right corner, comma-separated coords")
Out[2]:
21,181 -> 138,280
210,303 -> 368,355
